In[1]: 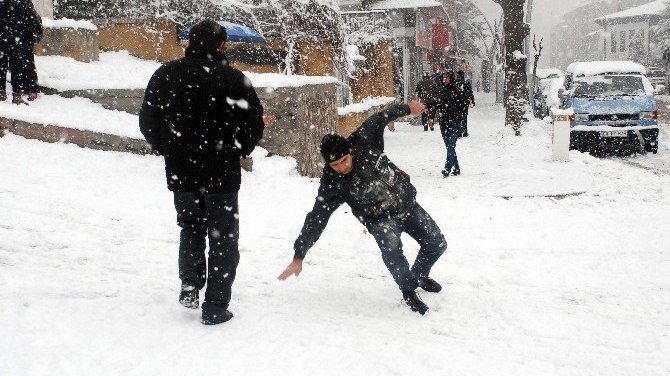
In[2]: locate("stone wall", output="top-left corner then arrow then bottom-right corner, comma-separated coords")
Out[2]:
348,39 -> 395,102
35,26 -> 99,62
258,83 -> 338,177
96,19 -> 184,62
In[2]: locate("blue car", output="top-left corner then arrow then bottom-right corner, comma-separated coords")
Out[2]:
561,61 -> 659,154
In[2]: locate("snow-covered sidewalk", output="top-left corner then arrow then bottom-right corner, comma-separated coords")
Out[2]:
1,94 -> 668,376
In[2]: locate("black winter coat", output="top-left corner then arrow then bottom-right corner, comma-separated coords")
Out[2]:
430,81 -> 469,125
293,104 -> 416,259
139,47 -> 264,193
0,0 -> 42,47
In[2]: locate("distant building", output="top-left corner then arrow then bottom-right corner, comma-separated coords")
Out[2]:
549,0 -> 661,70
595,0 -> 670,66
338,0 -> 452,101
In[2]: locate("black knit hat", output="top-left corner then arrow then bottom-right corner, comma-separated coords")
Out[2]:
320,134 -> 352,163
189,20 -> 228,49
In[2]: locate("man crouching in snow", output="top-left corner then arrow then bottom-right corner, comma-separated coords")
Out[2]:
277,101 -> 447,315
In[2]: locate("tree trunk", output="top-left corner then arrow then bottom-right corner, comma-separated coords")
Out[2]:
499,0 -> 529,135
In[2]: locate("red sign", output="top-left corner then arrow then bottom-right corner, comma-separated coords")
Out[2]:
432,24 -> 450,49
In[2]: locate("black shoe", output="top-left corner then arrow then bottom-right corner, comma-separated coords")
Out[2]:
452,168 -> 460,176
441,170 -> 449,178
430,127 -> 435,131
462,132 -> 469,137
402,291 -> 428,315
201,302 -> 233,325
419,277 -> 442,293
179,283 -> 199,309
423,127 -> 428,131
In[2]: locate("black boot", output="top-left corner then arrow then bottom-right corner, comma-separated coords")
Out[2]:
179,283 -> 199,309
402,291 -> 428,315
419,277 -> 442,293
441,169 -> 449,178
201,302 -> 233,325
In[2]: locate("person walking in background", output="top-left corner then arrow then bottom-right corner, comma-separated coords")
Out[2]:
457,70 -> 475,137
0,0 -> 42,104
139,20 -> 265,325
429,71 -> 468,178
278,101 -> 448,316
415,72 -> 437,131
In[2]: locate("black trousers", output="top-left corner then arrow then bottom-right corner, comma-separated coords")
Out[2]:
0,41 -> 39,94
174,191 -> 240,309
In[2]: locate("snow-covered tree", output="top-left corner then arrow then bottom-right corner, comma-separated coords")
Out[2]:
492,0 -> 529,135
451,0 -> 493,59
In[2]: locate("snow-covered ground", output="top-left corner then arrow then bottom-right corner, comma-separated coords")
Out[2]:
1,94 -> 669,375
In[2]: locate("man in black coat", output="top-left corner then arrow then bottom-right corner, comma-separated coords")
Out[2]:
277,102 -> 448,315
0,0 -> 42,103
429,70 -> 469,177
415,72 -> 437,131
139,20 -> 265,325
457,70 -> 476,137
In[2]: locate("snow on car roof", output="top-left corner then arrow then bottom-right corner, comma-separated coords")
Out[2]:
566,61 -> 646,77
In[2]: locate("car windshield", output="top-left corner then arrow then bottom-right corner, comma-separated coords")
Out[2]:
572,75 -> 646,98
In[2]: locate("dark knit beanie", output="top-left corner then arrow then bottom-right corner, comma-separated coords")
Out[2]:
320,134 -> 352,163
189,20 -> 228,49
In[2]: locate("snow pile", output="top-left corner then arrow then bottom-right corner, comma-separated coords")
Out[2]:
36,51 -> 340,92
566,61 -> 646,77
0,95 -> 141,139
338,96 -> 396,116
36,51 -> 161,91
41,17 -> 98,31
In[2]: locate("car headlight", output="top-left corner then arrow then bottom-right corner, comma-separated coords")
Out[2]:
640,111 -> 658,120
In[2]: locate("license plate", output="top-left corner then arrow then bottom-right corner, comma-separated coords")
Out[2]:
600,130 -> 627,137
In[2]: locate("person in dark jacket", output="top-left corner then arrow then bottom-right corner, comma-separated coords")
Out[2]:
457,70 -> 476,137
0,0 -> 42,104
139,20 -> 265,325
429,71 -> 468,177
415,72 -> 437,131
277,102 -> 448,315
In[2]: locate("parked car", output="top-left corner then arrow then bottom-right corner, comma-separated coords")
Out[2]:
533,68 -> 564,118
646,66 -> 668,94
560,61 -> 659,154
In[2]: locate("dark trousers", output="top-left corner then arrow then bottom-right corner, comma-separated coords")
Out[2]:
0,41 -> 39,94
174,191 -> 240,309
440,121 -> 463,173
421,113 -> 430,130
366,204 -> 447,292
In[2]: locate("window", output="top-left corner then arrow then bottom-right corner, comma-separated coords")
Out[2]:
611,33 -> 617,53
620,30 -> 626,52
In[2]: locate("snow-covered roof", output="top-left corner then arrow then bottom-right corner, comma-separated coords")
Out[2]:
597,0 -> 670,21
370,0 -> 442,10
566,61 -> 646,77
536,68 -> 563,79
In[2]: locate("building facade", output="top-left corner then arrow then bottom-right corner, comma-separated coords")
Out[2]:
595,0 -> 670,66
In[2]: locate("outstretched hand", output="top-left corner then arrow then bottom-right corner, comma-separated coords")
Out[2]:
277,259 -> 303,280
408,100 -> 427,116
